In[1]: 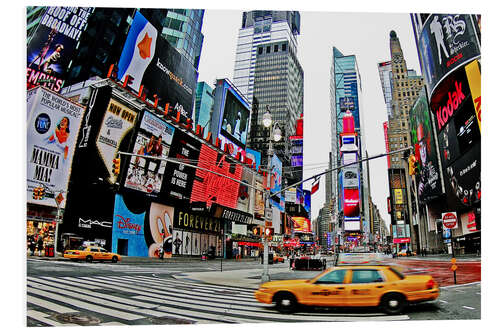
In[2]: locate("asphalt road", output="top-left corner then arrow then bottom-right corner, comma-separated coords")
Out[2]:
25,258 -> 480,326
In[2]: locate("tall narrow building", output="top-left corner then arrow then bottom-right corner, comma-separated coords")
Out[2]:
233,11 -> 304,184
330,47 -> 370,248
380,30 -> 425,253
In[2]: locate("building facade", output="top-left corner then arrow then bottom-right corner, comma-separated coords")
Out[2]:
330,47 -> 371,249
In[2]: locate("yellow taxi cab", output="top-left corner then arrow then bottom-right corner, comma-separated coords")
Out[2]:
273,254 -> 285,263
64,246 -> 121,263
254,264 -> 439,314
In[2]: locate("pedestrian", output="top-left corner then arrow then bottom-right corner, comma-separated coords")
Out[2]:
37,236 -> 44,256
29,238 -> 36,256
158,246 -> 164,260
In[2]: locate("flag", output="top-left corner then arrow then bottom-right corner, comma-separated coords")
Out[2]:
117,11 -> 157,92
311,176 -> 320,195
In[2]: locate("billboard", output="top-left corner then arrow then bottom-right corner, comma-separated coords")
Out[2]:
163,130 -> 201,200
245,148 -> 262,171
292,217 -> 312,233
190,143 -> 243,209
418,14 -> 481,95
124,111 -> 175,196
219,85 -> 251,148
27,7 -> 93,93
117,11 -> 198,123
111,196 -> 175,258
27,87 -> 85,208
339,97 -> 355,111
431,67 -> 481,208
344,220 -> 361,231
409,89 -> 442,202
236,167 -> 254,213
342,166 -> 359,188
96,98 -> 138,184
343,188 -> 360,217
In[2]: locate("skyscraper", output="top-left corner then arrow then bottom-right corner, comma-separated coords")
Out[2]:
233,11 -> 303,184
330,47 -> 370,245
380,30 -> 425,253
193,81 -> 214,138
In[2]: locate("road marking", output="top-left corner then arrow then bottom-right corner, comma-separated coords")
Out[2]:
463,306 -> 475,310
27,310 -> 75,326
27,295 -> 78,314
438,300 -> 448,304
26,287 -> 144,321
440,281 -> 481,289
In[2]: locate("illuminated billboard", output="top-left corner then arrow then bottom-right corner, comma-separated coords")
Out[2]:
117,11 -> 198,123
190,143 -> 243,209
292,217 -> 312,233
218,81 -> 251,148
343,188 -> 360,217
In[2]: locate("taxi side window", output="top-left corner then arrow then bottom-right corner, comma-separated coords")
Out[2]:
351,269 -> 385,284
315,270 -> 347,284
90,248 -> 100,252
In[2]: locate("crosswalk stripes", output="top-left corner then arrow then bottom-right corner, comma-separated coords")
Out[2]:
27,274 -> 410,326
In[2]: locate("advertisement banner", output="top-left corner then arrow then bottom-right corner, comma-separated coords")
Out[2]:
111,194 -> 148,257
190,143 -> 243,209
409,90 -> 442,202
245,148 -> 262,171
27,87 -> 85,208
236,167 -> 253,213
270,154 -> 282,195
254,174 -> 265,217
174,209 -> 222,235
27,7 -> 93,92
342,166 -> 359,188
343,188 -> 360,217
124,111 -> 175,196
292,217 -> 312,233
285,188 -> 297,202
163,130 -> 201,200
339,97 -> 355,111
465,60 -> 481,132
117,11 -> 198,123
219,87 -> 250,148
460,211 -> 478,235
96,98 -> 138,184
418,14 -> 481,95
344,220 -> 360,231
432,68 -> 481,208
393,189 -> 404,205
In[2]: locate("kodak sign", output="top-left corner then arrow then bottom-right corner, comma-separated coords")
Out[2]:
434,80 -> 466,131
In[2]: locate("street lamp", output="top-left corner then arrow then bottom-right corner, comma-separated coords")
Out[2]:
262,105 -> 281,283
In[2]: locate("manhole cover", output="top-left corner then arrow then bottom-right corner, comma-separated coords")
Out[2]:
150,316 -> 196,325
52,313 -> 101,326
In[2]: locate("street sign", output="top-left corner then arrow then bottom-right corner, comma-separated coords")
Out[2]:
442,212 -> 458,229
451,258 -> 457,264
451,264 -> 458,271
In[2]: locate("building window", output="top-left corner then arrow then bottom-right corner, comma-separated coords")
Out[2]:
266,46 -> 271,53
274,44 -> 278,52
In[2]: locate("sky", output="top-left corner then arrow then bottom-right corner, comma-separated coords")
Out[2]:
196,7 -> 422,230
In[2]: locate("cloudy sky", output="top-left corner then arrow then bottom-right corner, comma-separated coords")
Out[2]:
196,6 -> 424,229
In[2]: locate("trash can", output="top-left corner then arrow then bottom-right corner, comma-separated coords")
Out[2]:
268,253 -> 274,265
45,245 -> 54,257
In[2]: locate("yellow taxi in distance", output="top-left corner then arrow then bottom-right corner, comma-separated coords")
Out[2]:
64,246 -> 121,263
255,265 -> 439,314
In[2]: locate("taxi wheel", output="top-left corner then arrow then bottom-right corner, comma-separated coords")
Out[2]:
112,256 -> 118,263
274,292 -> 297,314
380,293 -> 407,315
85,255 -> 93,263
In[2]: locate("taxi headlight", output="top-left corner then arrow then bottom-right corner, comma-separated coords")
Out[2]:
258,287 -> 270,293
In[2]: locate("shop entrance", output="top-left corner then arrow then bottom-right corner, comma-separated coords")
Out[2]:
117,239 -> 128,256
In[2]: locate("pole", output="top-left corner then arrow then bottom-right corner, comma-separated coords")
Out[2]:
261,125 -> 273,283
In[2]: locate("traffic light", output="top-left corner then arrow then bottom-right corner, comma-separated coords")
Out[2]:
408,154 -> 417,175
32,187 -> 39,200
253,226 -> 262,236
39,187 -> 45,199
264,227 -> 274,238
112,157 -> 121,175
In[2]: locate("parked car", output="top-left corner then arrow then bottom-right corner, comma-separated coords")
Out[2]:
64,246 -> 121,263
255,264 -> 439,314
